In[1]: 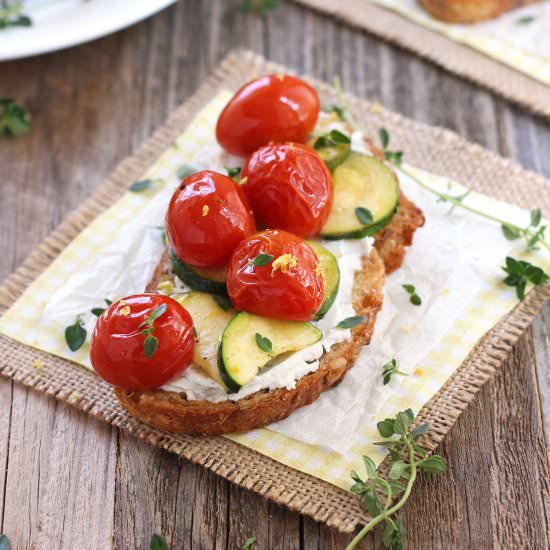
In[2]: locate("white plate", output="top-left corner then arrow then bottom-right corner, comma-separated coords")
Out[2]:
0,0 -> 177,61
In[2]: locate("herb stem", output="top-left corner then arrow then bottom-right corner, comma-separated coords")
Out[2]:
346,441 -> 417,550
396,164 -> 550,253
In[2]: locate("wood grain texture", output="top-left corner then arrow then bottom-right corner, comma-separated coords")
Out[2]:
0,0 -> 549,548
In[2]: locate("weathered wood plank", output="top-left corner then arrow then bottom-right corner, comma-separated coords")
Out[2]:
533,304 -> 550,449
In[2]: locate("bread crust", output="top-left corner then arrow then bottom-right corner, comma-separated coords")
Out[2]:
116,249 -> 385,434
419,0 -> 542,23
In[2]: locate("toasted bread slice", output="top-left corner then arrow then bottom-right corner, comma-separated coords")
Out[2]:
419,0 -> 542,23
116,248 -> 385,434
115,139 -> 424,434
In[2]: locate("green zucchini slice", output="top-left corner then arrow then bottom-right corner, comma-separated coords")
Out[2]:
170,250 -> 227,296
218,312 -> 322,393
174,292 -> 236,387
321,153 -> 399,240
317,143 -> 351,171
307,240 -> 340,320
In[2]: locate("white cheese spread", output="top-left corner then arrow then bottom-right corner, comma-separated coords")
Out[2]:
161,237 -> 373,402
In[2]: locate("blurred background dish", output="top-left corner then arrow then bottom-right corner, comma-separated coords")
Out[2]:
0,0 -> 177,61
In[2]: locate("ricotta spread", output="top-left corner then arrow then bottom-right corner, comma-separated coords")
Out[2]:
161,237 -> 373,402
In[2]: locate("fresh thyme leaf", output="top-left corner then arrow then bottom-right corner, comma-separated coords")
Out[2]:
410,422 -> 430,438
105,298 -> 113,306
0,1 -> 32,30
382,358 -> 408,385
402,284 -> 422,306
0,97 -> 31,137
149,533 -> 169,550
530,208 -> 542,227
65,317 -> 86,352
213,294 -> 232,312
347,409 -> 447,550
140,303 -> 168,358
336,315 -> 364,329
250,253 -> 274,267
149,303 -> 168,323
322,104 -> 350,122
516,15 -> 535,25
314,129 -> 351,149
226,166 -> 242,179
355,206 -> 373,226
379,128 -> 390,150
242,536 -> 257,549
177,164 -> 197,180
144,334 -> 159,358
241,0 -> 283,14
91,307 -> 105,317
255,332 -> 273,353
130,179 -> 153,192
0,534 -> 11,550
527,225 -> 547,251
501,224 -> 521,240
502,256 -> 548,300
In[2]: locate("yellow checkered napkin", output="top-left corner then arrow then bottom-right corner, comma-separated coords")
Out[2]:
0,92 -> 548,491
369,0 -> 550,87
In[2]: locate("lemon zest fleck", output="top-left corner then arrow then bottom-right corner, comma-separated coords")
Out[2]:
33,359 -> 44,369
314,264 -> 322,276
370,101 -> 382,114
276,73 -> 285,82
414,368 -> 424,376
271,254 -> 298,275
119,305 -> 131,316
202,205 -> 209,217
240,176 -> 248,185
156,280 -> 174,295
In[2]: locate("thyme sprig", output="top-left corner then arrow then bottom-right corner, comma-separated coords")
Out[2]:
382,358 -> 408,385
138,303 -> 168,358
388,158 -> 550,254
502,256 -> 548,300
379,128 -> 403,166
347,409 -> 446,549
0,97 -> 31,137
402,284 -> 421,306
313,129 -> 351,150
0,1 -> 32,30
501,208 -> 547,251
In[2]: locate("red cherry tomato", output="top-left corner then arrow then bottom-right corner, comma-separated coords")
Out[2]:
216,74 -> 320,157
166,170 -> 255,268
242,142 -> 333,238
90,294 -> 194,390
227,229 -> 324,321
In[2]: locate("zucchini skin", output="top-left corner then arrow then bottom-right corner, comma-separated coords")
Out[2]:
307,241 -> 340,321
170,250 -> 228,296
217,345 -> 241,393
320,205 -> 397,241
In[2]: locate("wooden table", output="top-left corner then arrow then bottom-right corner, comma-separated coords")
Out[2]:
1,1 -> 549,548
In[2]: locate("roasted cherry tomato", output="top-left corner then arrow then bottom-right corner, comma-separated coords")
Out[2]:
242,142 -> 333,237
227,229 -> 324,321
90,294 -> 194,390
216,74 -> 320,157
166,170 -> 255,268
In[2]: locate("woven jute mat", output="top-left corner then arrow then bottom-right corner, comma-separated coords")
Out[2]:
292,0 -> 550,119
1,50 -> 550,534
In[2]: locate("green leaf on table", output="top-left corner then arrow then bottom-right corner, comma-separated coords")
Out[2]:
0,97 -> 31,138
336,315 -> 364,329
130,179 -> 154,192
242,536 -> 257,549
64,318 -> 86,352
150,533 -> 169,550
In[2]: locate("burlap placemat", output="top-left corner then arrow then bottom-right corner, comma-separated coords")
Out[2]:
292,0 -> 550,119
1,50 -> 549,534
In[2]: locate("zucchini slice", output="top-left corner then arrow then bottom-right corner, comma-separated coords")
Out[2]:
170,250 -> 227,296
317,143 -> 351,171
174,292 -> 236,387
321,153 -> 398,240
218,312 -> 322,392
307,240 -> 340,320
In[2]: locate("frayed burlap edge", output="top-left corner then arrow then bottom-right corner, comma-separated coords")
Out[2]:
1,50 -> 549,534
292,0 -> 550,119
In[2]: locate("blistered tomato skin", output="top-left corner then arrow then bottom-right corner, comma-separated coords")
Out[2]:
90,294 -> 194,391
227,229 -> 325,322
165,170 -> 255,268
242,143 -> 333,238
216,74 -> 320,157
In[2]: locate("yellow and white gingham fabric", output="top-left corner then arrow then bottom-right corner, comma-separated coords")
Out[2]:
0,92 -> 548,491
369,0 -> 550,87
